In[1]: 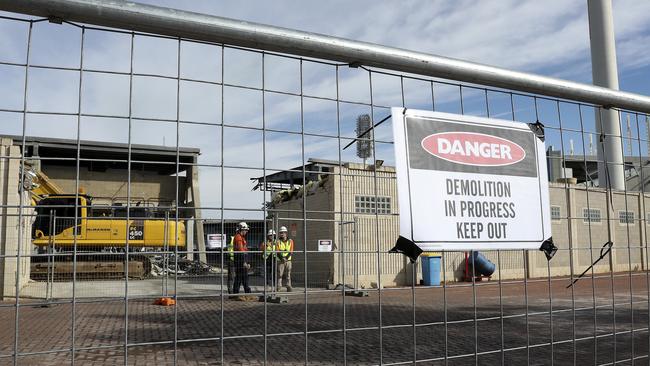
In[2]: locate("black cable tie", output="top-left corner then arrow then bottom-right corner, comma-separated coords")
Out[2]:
527,120 -> 545,142
48,16 -> 63,24
389,236 -> 423,263
597,131 -> 614,207
539,237 -> 557,261
566,241 -> 613,288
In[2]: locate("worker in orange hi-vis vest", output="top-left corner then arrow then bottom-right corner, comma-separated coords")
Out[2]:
232,222 -> 251,294
276,226 -> 294,292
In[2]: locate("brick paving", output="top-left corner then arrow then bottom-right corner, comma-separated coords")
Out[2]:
1,274 -> 649,365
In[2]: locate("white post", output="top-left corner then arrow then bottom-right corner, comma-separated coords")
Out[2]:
186,216 -> 194,261
646,116 -> 650,156
188,164 -> 207,263
588,0 -> 625,190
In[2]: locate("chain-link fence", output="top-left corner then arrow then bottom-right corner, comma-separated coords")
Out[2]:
1,1 -> 650,365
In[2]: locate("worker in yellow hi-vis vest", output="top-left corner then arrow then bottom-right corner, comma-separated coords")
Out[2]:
260,229 -> 276,290
276,226 -> 294,292
226,232 -> 235,294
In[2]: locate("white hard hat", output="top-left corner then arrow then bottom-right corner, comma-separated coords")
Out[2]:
238,222 -> 249,231
279,226 -> 288,233
267,229 -> 276,236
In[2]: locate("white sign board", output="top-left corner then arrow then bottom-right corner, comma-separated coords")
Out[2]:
392,108 -> 551,251
206,233 -> 226,249
318,239 -> 332,252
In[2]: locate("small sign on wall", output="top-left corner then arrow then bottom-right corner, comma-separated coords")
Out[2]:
206,233 -> 226,249
318,239 -> 332,252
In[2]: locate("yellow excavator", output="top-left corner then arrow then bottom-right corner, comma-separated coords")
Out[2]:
27,168 -> 186,279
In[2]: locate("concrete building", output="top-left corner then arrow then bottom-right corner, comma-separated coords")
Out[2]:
0,138 -> 32,299
259,159 -> 401,288
258,158 -> 650,289
0,135 -> 204,299
547,147 -> 650,190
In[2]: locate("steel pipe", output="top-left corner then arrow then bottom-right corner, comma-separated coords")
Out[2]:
2,0 -> 650,113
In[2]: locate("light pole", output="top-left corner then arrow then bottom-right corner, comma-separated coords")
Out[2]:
588,0 -> 625,190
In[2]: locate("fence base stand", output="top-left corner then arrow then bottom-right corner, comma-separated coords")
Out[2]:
345,290 -> 369,297
259,294 -> 288,303
463,276 -> 491,282
329,283 -> 352,290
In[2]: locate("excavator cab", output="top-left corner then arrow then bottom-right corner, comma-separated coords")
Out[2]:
32,195 -> 88,240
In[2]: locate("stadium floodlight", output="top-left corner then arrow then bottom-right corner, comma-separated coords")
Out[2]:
356,114 -> 373,166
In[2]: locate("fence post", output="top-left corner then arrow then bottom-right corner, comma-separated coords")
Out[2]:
567,185 -> 578,277
638,192 -> 646,270
46,209 -> 55,302
608,191 -> 617,271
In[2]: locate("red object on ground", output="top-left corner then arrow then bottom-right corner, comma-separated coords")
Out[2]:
153,297 -> 176,306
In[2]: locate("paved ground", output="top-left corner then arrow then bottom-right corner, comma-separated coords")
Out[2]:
19,275 -> 231,299
1,273 -> 650,365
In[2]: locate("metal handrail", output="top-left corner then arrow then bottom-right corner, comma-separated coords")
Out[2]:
1,0 -> 650,113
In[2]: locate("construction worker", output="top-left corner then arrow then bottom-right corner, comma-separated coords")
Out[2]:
260,229 -> 276,290
226,232 -> 236,294
232,222 -> 251,294
276,226 -> 294,292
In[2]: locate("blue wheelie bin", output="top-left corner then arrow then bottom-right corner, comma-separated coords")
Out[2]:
421,252 -> 442,286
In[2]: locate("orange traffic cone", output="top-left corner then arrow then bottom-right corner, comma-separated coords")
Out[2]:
153,297 -> 176,306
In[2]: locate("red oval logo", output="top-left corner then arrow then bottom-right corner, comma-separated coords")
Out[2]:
421,132 -> 526,166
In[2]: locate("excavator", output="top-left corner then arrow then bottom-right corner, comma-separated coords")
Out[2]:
26,167 -> 186,279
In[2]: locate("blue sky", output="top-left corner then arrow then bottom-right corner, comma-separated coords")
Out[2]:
0,0 -> 649,218
129,0 -> 650,157
132,0 -> 650,93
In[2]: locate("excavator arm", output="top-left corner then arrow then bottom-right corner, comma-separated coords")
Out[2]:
24,166 -> 64,204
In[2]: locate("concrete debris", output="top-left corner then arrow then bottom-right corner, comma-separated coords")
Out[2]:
150,255 -> 221,277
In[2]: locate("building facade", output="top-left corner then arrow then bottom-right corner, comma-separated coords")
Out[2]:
267,159 -> 650,289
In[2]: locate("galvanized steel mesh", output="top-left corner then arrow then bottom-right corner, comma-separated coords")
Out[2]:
0,6 -> 649,366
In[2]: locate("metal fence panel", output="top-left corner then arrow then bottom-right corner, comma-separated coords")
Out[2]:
0,2 -> 648,365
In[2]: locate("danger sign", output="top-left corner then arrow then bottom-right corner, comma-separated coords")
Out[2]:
422,132 -> 526,166
392,108 -> 551,251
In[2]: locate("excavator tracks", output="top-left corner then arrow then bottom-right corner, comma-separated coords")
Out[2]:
30,254 -> 153,280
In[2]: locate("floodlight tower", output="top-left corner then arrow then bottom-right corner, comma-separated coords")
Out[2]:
626,115 -> 633,157
356,114 -> 373,167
